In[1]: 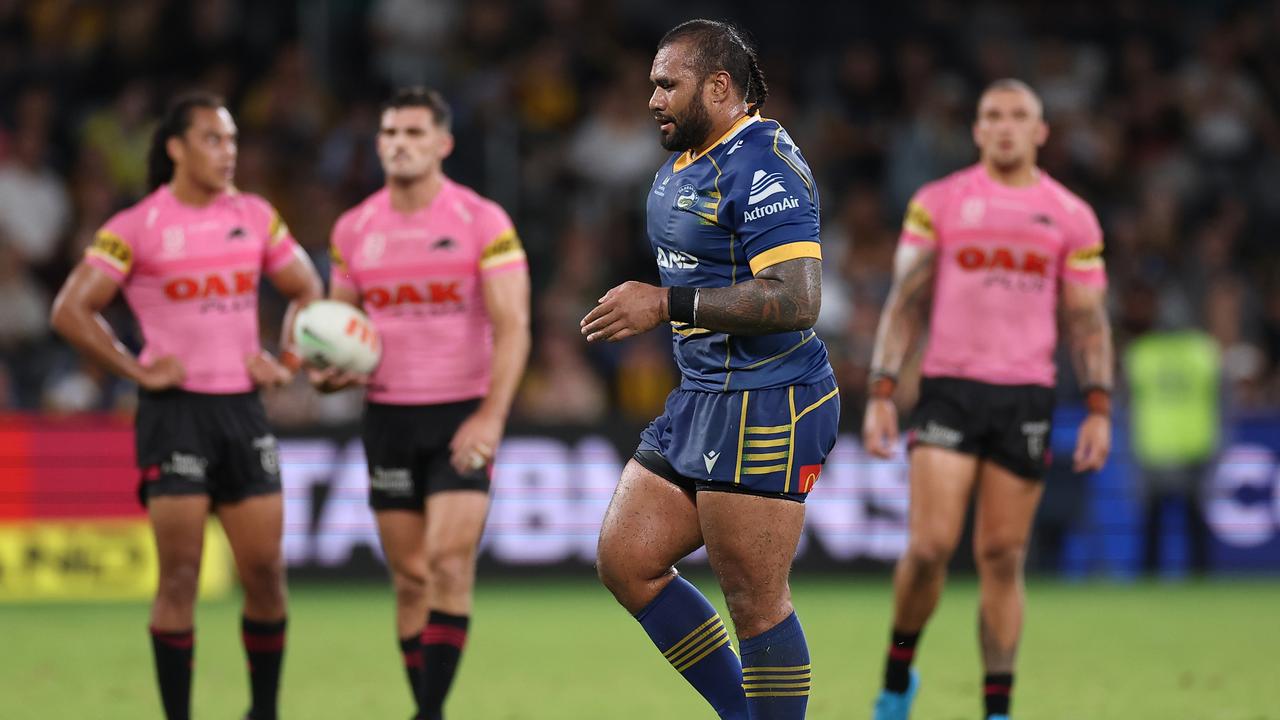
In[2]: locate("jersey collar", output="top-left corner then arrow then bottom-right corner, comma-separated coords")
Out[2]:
672,113 -> 760,173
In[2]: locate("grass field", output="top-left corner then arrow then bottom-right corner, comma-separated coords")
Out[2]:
2,576 -> 1277,719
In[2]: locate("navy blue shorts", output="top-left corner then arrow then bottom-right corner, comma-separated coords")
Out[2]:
636,376 -> 840,503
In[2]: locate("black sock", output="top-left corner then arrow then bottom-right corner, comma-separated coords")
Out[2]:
242,617 -> 287,720
884,629 -> 920,693
400,633 -> 426,716
984,672 -> 1014,717
150,626 -> 194,720
421,611 -> 469,720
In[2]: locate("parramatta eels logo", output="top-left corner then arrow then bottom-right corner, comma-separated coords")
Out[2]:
676,183 -> 699,210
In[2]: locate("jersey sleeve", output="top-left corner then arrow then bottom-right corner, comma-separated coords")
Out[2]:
475,200 -> 527,277
1061,201 -> 1107,289
730,140 -> 823,275
258,202 -> 301,273
328,213 -> 358,292
84,210 -> 138,284
899,182 -> 946,249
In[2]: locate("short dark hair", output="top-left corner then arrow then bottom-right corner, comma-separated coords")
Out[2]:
383,87 -> 452,129
147,91 -> 224,190
980,78 -> 1044,118
658,19 -> 769,113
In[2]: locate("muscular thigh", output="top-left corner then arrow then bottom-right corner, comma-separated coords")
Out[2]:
974,461 -> 1044,556
597,460 -> 703,581
425,490 -> 489,559
217,493 -> 284,571
906,445 -> 980,552
699,491 -> 805,591
376,510 -> 428,577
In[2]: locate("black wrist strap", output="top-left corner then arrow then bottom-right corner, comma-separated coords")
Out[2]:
669,286 -> 697,324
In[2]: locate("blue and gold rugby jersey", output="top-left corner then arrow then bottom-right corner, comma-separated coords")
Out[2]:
647,114 -> 833,392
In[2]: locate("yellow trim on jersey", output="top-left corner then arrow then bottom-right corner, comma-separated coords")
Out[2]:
740,331 -> 816,371
742,464 -> 787,475
748,241 -> 822,275
1066,243 -> 1105,271
743,690 -> 811,697
670,321 -> 714,337
268,210 -> 290,246
745,424 -> 790,435
795,386 -> 840,422
86,229 -> 133,273
768,121 -> 812,193
903,200 -> 936,241
744,438 -> 788,448
734,390 -> 750,484
672,114 -> 759,173
784,386 -> 797,493
328,243 -> 348,271
479,228 -> 527,270
743,451 -> 788,462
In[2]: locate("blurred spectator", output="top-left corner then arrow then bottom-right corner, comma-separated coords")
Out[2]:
0,86 -> 69,266
0,239 -> 50,408
517,329 -> 608,425
79,79 -> 154,199
1123,280 -> 1222,576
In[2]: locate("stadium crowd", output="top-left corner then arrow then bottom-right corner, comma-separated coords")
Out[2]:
2,0 -> 1278,427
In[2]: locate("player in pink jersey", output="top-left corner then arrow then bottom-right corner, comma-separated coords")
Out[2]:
863,80 -> 1113,720
50,93 -> 322,720
316,87 -> 530,720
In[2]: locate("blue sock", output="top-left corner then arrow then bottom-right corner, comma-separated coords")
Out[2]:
739,612 -> 811,719
635,576 -> 749,719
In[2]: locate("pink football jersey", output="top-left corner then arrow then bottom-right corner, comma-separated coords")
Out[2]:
900,164 -> 1107,387
85,185 -> 301,393
329,180 -> 527,404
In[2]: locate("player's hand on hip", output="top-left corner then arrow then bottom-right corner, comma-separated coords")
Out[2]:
862,398 -> 900,459
1072,413 -> 1111,472
580,281 -> 667,343
307,367 -> 367,394
138,355 -> 186,391
245,351 -> 293,388
449,408 -> 503,475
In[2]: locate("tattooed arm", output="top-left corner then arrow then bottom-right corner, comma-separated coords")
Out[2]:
579,258 -> 821,342
870,244 -> 937,379
1061,281 -> 1113,392
862,242 -> 938,457
1061,280 -> 1114,471
690,257 -> 820,335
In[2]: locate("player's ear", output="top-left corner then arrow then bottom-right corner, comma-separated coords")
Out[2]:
1035,119 -> 1049,147
166,135 -> 185,167
709,70 -> 731,104
438,130 -> 455,160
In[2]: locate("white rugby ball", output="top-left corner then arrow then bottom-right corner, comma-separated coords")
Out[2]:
293,300 -> 382,374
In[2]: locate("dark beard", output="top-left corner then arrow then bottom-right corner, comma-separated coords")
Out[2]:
660,99 -> 713,152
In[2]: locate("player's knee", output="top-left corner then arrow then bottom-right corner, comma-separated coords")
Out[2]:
905,538 -> 955,572
720,583 -> 792,637
156,560 -> 201,607
240,556 -> 286,604
595,534 -> 631,593
392,568 -> 428,607
975,541 -> 1025,580
427,548 -> 475,596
